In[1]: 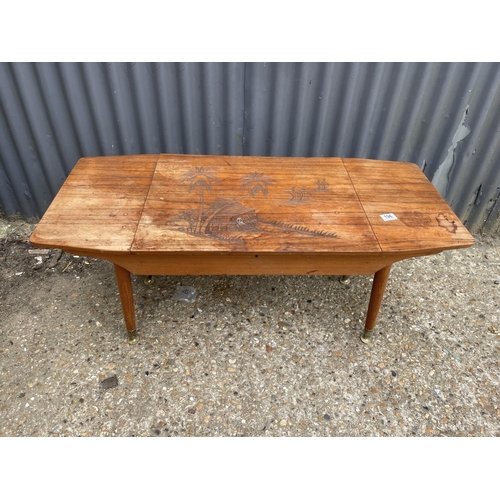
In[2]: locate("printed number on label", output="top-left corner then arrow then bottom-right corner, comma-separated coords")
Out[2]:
380,213 -> 398,221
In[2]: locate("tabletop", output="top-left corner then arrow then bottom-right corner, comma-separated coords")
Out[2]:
30,154 -> 475,256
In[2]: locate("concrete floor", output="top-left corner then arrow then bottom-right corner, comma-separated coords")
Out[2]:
1,215 -> 499,437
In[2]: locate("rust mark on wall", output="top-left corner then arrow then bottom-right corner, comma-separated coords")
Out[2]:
431,105 -> 471,197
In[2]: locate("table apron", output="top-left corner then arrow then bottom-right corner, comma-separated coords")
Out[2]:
89,251 -> 440,276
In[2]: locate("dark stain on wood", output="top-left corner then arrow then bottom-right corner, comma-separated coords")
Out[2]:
436,213 -> 458,233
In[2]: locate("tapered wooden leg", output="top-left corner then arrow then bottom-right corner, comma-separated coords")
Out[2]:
114,264 -> 138,344
361,264 -> 392,344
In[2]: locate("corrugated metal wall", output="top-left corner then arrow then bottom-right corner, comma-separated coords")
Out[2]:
1,62 -> 499,234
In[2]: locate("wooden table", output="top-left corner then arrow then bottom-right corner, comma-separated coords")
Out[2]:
30,154 -> 475,344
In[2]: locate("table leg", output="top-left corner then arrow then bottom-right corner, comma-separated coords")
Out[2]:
361,264 -> 392,344
114,264 -> 138,344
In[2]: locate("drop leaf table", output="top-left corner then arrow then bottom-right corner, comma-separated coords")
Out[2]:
30,154 -> 475,344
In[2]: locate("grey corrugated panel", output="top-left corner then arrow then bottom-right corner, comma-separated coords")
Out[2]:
0,63 -> 58,216
153,62 -> 243,156
436,64 -> 499,233
0,62 -> 499,234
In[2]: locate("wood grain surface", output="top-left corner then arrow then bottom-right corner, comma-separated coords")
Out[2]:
342,158 -> 475,252
132,155 -> 379,253
30,154 -> 475,260
30,155 -> 159,253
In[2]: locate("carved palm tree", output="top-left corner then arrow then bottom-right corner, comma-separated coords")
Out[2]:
182,166 -> 220,232
239,172 -> 275,197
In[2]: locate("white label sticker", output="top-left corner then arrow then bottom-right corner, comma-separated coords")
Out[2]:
380,213 -> 398,221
